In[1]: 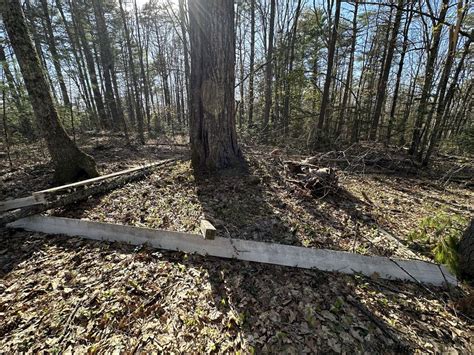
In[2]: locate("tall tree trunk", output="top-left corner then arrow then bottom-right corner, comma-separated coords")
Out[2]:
134,0 -> 152,133
121,42 -> 136,127
351,11 -> 374,143
118,0 -> 143,140
1,82 -> 12,168
91,0 -> 129,141
314,0 -> 341,144
262,0 -> 276,139
237,4 -> 245,129
71,0 -> 108,129
398,55 -> 422,146
1,0 -> 98,183
450,80 -> 472,137
247,0 -> 256,128
39,0 -> 70,108
178,0 -> 190,124
0,43 -> 34,138
386,1 -> 414,145
423,34 -> 471,165
55,0 -> 98,128
282,0 -> 302,136
336,0 -> 358,138
188,0 -> 242,171
175,70 -> 183,128
24,0 -> 58,101
155,24 -> 173,128
408,0 -> 449,156
369,0 -> 404,140
419,0 -> 467,160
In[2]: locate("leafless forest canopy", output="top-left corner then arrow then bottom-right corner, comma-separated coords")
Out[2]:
0,0 -> 473,353
0,0 -> 472,162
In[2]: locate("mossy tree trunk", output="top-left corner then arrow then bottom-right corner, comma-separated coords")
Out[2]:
188,0 -> 242,171
1,0 -> 99,183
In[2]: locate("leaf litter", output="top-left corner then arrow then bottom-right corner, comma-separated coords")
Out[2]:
0,137 -> 473,352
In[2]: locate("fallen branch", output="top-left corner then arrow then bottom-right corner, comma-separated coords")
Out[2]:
58,297 -> 84,345
346,295 -> 410,350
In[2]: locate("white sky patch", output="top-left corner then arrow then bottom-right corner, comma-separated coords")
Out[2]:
134,0 -> 179,8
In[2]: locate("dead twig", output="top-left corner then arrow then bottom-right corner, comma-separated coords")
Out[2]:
58,297 -> 84,345
346,295 -> 410,350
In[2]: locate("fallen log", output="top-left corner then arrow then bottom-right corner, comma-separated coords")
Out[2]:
7,215 -> 456,286
0,159 -> 178,225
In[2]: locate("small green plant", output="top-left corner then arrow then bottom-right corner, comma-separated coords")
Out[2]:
409,211 -> 467,274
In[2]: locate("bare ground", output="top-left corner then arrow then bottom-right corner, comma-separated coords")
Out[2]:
0,135 -> 473,353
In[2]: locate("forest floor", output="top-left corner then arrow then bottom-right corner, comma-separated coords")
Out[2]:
0,134 -> 473,352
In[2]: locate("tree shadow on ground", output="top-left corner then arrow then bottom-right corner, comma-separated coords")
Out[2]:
193,160 -> 302,245
1,154 -> 463,351
191,161 -> 414,352
0,228 -> 424,352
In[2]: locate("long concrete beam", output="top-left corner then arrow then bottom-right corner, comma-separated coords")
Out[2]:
7,215 -> 456,286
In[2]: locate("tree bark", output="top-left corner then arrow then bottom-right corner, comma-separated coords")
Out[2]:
314,0 -> 341,143
134,0 -> 152,133
386,1 -> 414,145
0,43 -> 34,137
408,0 -> 449,156
118,0 -> 143,140
282,0 -> 302,136
237,3 -> 245,129
262,0 -> 276,139
398,55 -> 422,146
247,0 -> 256,128
188,0 -> 242,171
24,0 -> 58,101
178,0 -> 190,125
91,0 -> 129,141
336,0 -> 358,138
369,0 -> 404,141
423,35 -> 471,165
39,0 -> 70,108
71,0 -> 108,129
155,24 -> 173,128
459,219 -> 474,280
55,0 -> 98,128
1,0 -> 98,183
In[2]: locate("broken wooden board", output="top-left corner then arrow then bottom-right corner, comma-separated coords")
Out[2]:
0,196 -> 44,213
200,219 -> 216,240
7,215 -> 456,286
0,159 -> 177,217
33,159 -> 176,201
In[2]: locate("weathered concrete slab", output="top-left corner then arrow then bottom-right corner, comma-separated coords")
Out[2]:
7,215 -> 456,286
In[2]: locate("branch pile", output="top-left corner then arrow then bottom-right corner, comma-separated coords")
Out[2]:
303,147 -> 419,174
284,160 -> 339,196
